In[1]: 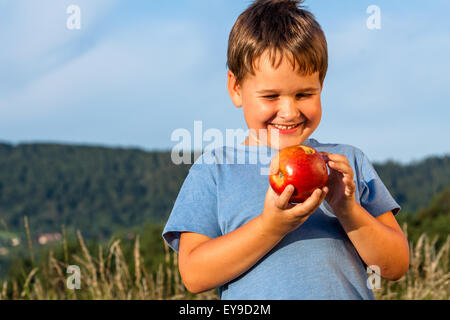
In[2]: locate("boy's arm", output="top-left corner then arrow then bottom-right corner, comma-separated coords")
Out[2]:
337,205 -> 409,280
178,184 -> 328,294
179,217 -> 281,294
320,152 -> 410,281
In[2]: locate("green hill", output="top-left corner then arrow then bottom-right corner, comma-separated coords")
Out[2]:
374,156 -> 450,213
0,142 -> 449,240
0,142 -> 191,240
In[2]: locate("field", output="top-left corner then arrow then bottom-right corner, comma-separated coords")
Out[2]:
0,223 -> 448,300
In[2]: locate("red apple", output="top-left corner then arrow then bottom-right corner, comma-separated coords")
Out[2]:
269,145 -> 328,203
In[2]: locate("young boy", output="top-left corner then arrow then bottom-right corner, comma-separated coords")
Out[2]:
162,0 -> 409,299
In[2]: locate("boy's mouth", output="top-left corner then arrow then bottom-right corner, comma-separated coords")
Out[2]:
268,122 -> 303,134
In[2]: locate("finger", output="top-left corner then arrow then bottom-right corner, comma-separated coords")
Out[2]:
327,161 -> 354,178
275,185 -> 295,209
285,202 -> 296,210
304,187 -> 328,213
317,186 -> 329,208
343,177 -> 356,196
326,153 -> 350,164
287,188 -> 324,217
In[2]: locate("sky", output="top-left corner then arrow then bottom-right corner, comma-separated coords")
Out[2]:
0,0 -> 449,164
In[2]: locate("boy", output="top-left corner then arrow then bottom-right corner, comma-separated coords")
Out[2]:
162,0 -> 409,299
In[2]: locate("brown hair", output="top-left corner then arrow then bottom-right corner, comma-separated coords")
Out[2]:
227,0 -> 328,86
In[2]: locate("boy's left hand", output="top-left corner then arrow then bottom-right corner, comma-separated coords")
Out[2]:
319,152 -> 357,216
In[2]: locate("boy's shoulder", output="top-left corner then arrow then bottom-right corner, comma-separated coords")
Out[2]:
307,139 -> 363,155
310,139 -> 372,176
309,139 -> 366,158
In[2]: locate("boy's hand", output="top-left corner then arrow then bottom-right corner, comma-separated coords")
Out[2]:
320,152 -> 357,216
260,183 -> 328,238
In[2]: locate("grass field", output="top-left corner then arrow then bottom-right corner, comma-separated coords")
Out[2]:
0,224 -> 448,300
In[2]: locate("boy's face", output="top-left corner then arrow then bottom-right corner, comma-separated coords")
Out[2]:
228,50 -> 323,150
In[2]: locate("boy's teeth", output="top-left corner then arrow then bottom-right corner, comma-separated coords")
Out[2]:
272,123 -> 298,130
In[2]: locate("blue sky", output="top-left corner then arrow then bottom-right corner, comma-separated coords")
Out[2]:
0,0 -> 449,163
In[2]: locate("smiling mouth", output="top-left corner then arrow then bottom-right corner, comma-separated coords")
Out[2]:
269,123 -> 302,130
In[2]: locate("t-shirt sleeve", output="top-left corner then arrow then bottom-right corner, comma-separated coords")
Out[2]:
357,150 -> 401,217
162,152 -> 221,253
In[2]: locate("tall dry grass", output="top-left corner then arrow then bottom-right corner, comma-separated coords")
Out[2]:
0,230 -> 218,300
0,224 -> 448,300
374,224 -> 450,300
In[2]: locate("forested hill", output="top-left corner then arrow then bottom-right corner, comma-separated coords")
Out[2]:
0,143 -> 191,240
0,142 -> 449,240
374,156 -> 450,215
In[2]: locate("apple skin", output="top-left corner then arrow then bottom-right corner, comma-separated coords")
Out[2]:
269,145 -> 328,203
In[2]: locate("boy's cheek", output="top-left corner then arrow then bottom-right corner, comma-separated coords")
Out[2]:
302,101 -> 322,120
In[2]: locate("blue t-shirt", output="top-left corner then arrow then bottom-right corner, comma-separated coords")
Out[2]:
162,138 -> 400,300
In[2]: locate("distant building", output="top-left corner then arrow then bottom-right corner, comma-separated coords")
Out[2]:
11,237 -> 20,247
38,233 -> 62,245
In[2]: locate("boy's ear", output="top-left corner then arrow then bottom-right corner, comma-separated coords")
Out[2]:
227,70 -> 243,108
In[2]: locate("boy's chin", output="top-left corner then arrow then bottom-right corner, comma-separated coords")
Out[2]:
245,127 -> 310,149
265,124 -> 310,149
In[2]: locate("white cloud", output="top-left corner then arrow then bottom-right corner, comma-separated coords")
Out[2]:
313,11 -> 450,162
0,18 -> 210,122
324,12 -> 450,115
0,0 -> 120,97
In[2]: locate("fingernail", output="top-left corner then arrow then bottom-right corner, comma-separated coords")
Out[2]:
329,161 -> 334,165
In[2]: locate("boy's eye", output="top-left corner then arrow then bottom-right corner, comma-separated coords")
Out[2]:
262,94 -> 312,99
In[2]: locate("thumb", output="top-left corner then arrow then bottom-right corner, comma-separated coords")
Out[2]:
275,185 -> 295,209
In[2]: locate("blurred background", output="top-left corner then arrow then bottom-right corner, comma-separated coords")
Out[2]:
0,0 -> 448,300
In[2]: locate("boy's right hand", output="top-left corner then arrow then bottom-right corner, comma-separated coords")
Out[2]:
259,184 -> 328,238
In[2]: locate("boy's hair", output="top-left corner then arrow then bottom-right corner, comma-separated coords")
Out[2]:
227,0 -> 328,86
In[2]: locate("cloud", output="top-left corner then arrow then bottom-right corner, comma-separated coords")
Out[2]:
314,10 -> 450,162
0,0 -> 120,97
324,12 -> 450,115
0,15 -> 211,131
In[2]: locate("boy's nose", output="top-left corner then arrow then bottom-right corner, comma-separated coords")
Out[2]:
277,99 -> 301,121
